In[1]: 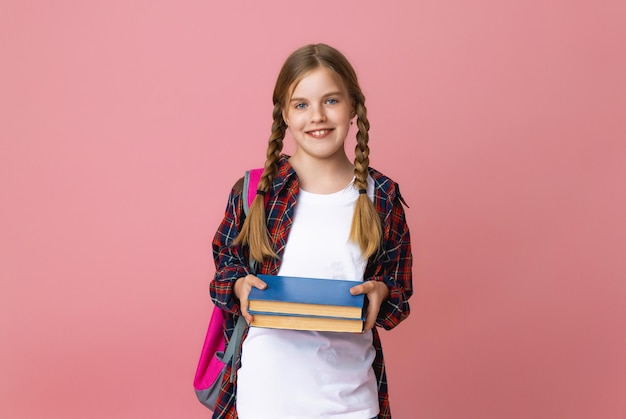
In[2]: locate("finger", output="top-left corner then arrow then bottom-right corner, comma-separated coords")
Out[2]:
240,275 -> 266,325
239,295 -> 254,325
363,302 -> 378,331
350,282 -> 371,296
362,285 -> 384,331
243,311 -> 254,325
247,274 -> 267,290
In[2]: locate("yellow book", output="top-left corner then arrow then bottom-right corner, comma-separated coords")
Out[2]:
250,313 -> 364,333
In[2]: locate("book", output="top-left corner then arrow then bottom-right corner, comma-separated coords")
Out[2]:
250,312 -> 364,333
248,275 -> 365,332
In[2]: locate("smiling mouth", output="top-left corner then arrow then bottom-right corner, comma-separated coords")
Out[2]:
307,129 -> 333,138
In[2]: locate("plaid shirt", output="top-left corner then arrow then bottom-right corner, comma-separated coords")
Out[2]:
210,155 -> 413,419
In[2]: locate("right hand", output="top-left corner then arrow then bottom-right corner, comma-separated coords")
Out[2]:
233,274 -> 267,324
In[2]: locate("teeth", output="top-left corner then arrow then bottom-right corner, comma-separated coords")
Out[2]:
310,130 -> 329,136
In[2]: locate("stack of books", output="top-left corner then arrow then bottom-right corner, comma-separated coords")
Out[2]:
248,274 -> 365,333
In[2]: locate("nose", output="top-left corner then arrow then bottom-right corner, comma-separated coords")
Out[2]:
310,104 -> 326,123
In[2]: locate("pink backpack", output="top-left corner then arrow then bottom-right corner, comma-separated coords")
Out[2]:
193,168 -> 263,410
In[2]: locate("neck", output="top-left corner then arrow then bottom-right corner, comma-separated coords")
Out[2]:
289,154 -> 355,194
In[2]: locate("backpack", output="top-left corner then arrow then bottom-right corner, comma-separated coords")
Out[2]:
193,168 -> 263,410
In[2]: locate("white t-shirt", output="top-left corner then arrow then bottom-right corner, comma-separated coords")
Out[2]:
236,177 -> 379,419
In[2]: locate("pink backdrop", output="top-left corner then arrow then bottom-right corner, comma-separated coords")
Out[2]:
1,1 -> 625,418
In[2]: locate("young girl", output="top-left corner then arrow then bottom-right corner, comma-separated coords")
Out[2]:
210,43 -> 413,419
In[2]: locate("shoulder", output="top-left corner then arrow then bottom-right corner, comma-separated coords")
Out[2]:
368,167 -> 399,198
270,155 -> 298,193
228,156 -> 295,198
232,176 -> 244,194
368,167 -> 410,209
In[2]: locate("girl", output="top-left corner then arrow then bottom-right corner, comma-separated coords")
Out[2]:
210,43 -> 413,419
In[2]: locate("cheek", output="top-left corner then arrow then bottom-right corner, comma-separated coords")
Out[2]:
288,112 -> 307,127
336,109 -> 353,124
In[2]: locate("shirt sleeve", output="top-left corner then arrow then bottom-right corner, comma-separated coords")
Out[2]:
369,190 -> 413,330
210,182 -> 251,314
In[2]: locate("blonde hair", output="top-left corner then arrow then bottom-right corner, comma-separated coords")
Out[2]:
235,43 -> 382,262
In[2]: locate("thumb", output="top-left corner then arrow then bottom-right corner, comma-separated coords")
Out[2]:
248,274 -> 267,290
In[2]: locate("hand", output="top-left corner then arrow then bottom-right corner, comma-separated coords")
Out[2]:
349,281 -> 390,331
233,274 -> 267,324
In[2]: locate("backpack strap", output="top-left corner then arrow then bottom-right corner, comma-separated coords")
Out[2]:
242,167 -> 264,275
221,315 -> 247,384
223,168 -> 264,384
242,168 -> 264,216
194,168 -> 267,405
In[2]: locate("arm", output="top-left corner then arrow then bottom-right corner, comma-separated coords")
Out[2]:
369,191 -> 413,330
210,180 -> 250,314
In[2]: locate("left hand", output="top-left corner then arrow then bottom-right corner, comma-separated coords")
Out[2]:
350,281 -> 390,331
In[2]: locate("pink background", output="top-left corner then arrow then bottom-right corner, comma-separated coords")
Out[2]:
1,1 -> 625,418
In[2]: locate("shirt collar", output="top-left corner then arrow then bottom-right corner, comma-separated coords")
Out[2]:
271,154 -> 298,193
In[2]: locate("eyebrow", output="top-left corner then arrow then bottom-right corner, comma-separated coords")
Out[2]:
289,91 -> 344,102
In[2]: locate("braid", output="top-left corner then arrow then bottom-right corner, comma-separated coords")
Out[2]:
353,101 -> 371,192
350,100 -> 382,258
234,103 -> 285,262
258,104 -> 286,193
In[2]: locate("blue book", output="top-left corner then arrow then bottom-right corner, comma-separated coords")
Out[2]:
248,275 -> 365,332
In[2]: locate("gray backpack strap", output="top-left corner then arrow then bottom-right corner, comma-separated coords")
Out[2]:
216,315 -> 247,383
242,171 -> 253,217
242,169 -> 260,274
221,168 -> 263,383
242,168 -> 264,217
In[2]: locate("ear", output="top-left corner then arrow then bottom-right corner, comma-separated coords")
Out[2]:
282,109 -> 289,126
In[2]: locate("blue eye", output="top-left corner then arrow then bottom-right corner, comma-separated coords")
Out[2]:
295,103 -> 307,109
325,98 -> 338,105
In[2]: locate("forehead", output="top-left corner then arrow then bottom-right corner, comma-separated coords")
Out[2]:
288,67 -> 347,99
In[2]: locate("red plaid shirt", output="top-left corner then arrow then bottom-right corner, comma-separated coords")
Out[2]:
210,155 -> 413,418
